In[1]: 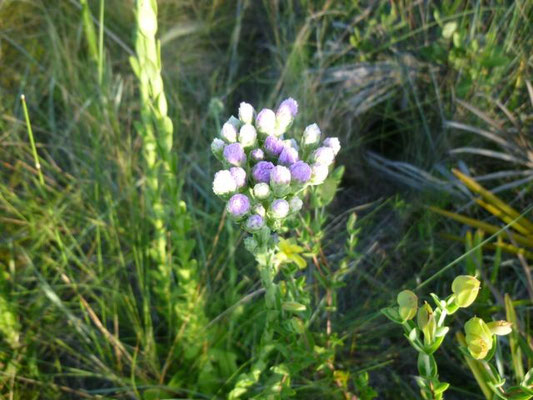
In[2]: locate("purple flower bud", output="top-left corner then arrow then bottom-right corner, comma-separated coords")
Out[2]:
277,98 -> 298,118
256,108 -> 276,135
245,214 -> 264,232
278,146 -> 299,165
250,148 -> 264,161
270,199 -> 290,219
289,161 -> 312,183
270,165 -> 291,185
275,98 -> 298,135
226,194 -> 250,218
310,163 -> 329,185
213,170 -> 237,196
264,136 -> 284,156
220,121 -> 238,143
302,123 -> 321,146
323,137 -> 341,156
223,143 -> 246,166
252,161 -> 275,183
230,167 -> 246,189
238,102 -> 255,124
312,146 -> 335,166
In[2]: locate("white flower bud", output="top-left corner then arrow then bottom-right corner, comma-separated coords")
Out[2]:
212,170 -> 237,196
211,138 -> 225,156
238,102 -> 255,124
253,183 -> 271,200
238,124 -> 257,148
323,137 -> 341,156
310,163 -> 329,185
302,123 -> 321,146
256,109 -> 276,136
312,147 -> 335,166
220,121 -> 238,143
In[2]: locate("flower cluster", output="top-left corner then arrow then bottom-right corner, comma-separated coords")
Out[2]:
211,98 -> 340,252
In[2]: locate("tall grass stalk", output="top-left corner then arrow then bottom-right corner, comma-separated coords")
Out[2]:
20,94 -> 44,186
130,0 -> 208,380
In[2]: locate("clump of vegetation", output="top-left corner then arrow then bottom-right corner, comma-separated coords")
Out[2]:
0,0 -> 531,399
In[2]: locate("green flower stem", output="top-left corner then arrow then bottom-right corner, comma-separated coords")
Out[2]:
229,251 -> 279,399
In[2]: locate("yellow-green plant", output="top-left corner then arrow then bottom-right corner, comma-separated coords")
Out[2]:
383,276 -> 482,399
431,169 -> 533,260
130,0 -> 207,387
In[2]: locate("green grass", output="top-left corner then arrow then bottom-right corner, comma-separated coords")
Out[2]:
0,0 -> 531,399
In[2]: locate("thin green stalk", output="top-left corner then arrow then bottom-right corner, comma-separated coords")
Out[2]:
97,0 -> 105,86
229,254 -> 278,399
20,95 -> 44,186
80,0 -> 98,63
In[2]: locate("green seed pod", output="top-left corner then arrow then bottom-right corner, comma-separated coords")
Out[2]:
451,275 -> 480,308
487,320 -> 512,336
464,317 -> 493,359
417,302 -> 436,345
282,301 -> 306,312
397,290 -> 418,322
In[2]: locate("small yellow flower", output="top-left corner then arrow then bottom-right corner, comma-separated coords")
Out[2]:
277,238 -> 307,269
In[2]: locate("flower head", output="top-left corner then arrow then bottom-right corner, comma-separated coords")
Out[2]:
252,161 -> 275,183
310,163 -> 329,185
250,148 -> 264,161
256,108 -> 276,136
253,183 -> 271,200
245,214 -> 265,232
230,167 -> 246,189
227,194 -> 250,218
270,199 -> 290,219
238,124 -> 257,148
302,123 -> 321,146
312,146 -> 335,166
278,146 -> 299,166
290,161 -> 311,184
277,98 -> 298,118
211,138 -> 225,155
277,238 -> 306,268
238,102 -> 255,124
264,136 -> 284,156
270,165 -> 291,185
220,121 -> 238,143
275,98 -> 298,135
212,170 -> 237,196
323,137 -> 341,156
223,143 -> 246,166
